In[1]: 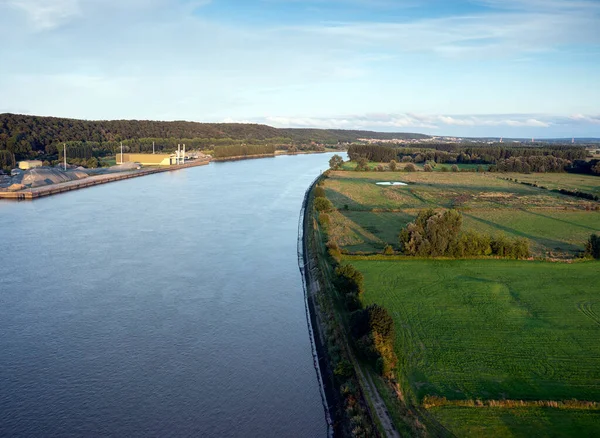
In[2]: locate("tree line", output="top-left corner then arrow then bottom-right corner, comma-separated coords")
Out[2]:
399,209 -> 530,259
212,144 -> 276,159
0,113 -> 429,161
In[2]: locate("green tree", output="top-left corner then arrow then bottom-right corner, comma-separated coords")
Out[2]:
329,154 -> 344,170
314,186 -> 326,197
585,234 -> 600,259
314,196 -> 334,212
355,157 -> 369,171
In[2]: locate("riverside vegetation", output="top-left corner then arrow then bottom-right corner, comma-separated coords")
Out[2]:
310,153 -> 600,436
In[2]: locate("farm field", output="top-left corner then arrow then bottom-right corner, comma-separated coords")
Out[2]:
353,259 -> 600,435
323,171 -> 600,256
428,406 -> 600,437
499,172 -> 600,196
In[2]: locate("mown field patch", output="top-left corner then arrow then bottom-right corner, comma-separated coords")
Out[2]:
354,259 -> 600,403
323,171 -> 599,256
428,406 -> 600,437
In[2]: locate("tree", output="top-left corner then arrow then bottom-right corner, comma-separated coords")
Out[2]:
355,157 -> 369,171
314,186 -> 326,198
592,163 -> 600,175
404,163 -> 416,172
389,160 -> 397,171
400,209 -> 462,256
451,164 -> 459,172
314,196 -> 334,212
329,154 -> 344,170
585,234 -> 600,259
0,150 -> 16,172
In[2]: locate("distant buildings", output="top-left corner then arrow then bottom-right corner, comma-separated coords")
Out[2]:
18,160 -> 43,170
116,153 -> 178,166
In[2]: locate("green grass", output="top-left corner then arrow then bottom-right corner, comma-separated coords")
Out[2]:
100,157 -> 117,167
354,259 -> 600,403
428,406 -> 600,437
501,173 -> 600,195
323,171 -> 599,256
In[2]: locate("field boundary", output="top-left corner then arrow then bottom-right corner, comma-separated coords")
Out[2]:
423,396 -> 600,410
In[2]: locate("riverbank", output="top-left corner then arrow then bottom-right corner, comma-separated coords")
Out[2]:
298,176 -> 335,437
302,176 -> 399,437
0,159 -> 210,201
212,150 -> 329,162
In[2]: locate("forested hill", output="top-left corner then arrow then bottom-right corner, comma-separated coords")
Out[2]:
0,113 -> 429,155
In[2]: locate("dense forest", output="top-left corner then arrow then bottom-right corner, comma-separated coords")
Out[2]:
0,113 -> 429,162
212,144 -> 276,159
347,143 -> 596,174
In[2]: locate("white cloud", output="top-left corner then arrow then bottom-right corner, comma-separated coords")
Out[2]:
3,0 -> 81,30
259,113 -> 555,130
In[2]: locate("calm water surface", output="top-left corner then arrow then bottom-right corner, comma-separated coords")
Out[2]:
0,154 -> 334,437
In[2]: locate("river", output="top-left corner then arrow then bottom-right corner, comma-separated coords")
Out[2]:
0,153 -> 335,437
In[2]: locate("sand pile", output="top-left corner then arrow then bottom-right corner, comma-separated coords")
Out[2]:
21,168 -> 89,188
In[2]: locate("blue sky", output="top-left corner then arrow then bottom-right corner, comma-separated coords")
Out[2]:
0,0 -> 599,137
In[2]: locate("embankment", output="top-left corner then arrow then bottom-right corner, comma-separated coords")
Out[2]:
298,175 -> 335,437
0,159 -> 210,201
301,176 -> 394,437
212,154 -> 276,162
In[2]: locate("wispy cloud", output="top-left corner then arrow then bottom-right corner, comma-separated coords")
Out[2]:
2,0 -> 81,30
0,0 -> 597,137
257,113 -> 561,131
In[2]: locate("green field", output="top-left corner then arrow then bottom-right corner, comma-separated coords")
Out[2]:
353,259 -> 600,434
355,259 -> 600,402
317,165 -> 600,436
501,172 -> 600,196
429,406 -> 600,437
324,171 -> 600,256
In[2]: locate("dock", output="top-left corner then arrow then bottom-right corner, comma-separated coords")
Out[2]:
0,159 -> 210,201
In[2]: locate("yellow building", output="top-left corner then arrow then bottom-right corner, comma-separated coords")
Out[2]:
18,160 -> 43,170
116,153 -> 176,166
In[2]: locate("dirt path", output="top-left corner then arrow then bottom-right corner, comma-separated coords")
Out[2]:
299,177 -> 400,437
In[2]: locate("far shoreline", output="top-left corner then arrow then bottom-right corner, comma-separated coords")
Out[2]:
0,150 -> 343,201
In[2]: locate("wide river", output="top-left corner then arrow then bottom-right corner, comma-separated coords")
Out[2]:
0,153 -> 335,437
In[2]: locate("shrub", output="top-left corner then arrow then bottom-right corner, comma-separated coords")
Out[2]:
585,234 -> 600,259
383,245 -> 394,255
441,166 -> 449,172
400,209 -> 462,256
314,196 -> 334,212
329,154 -> 344,170
423,164 -> 433,172
314,186 -> 326,198
404,163 -> 416,172
334,360 -> 354,380
451,164 -> 459,172
389,160 -> 397,171
319,213 -> 330,226
355,157 -> 369,171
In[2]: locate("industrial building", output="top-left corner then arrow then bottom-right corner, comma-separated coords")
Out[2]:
18,160 -> 43,170
116,153 -> 177,166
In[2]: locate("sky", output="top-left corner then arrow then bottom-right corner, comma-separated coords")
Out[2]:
0,0 -> 599,138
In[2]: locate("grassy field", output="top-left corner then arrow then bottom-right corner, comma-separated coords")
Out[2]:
323,171 -> 600,256
429,406 -> 600,437
354,259 -> 600,435
355,259 -> 600,402
500,172 -> 600,196
318,164 -> 600,436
